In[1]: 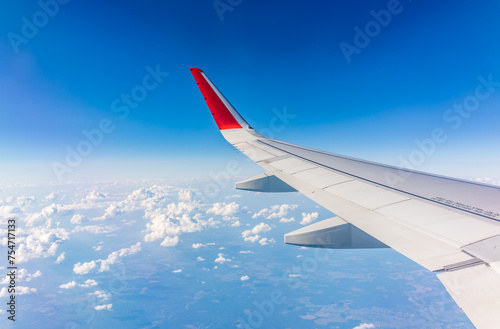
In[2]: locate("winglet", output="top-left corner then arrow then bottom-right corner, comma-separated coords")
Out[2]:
190,67 -> 249,130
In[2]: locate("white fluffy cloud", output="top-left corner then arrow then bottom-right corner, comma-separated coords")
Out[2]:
90,290 -> 110,301
172,269 -> 182,273
99,242 -> 142,272
24,203 -> 62,226
252,204 -> 298,220
242,223 -> 272,243
1,269 -> 42,284
0,286 -> 37,297
94,304 -> 112,311
160,236 -> 179,247
74,261 -> 98,275
206,202 -> 240,217
279,217 -> 295,223
258,238 -> 275,246
72,242 -> 142,275
59,281 -> 78,289
94,185 -> 172,221
475,177 -> 500,186
71,214 -> 84,224
143,195 -> 220,247
353,324 -> 375,329
55,252 -> 66,264
243,235 -> 260,243
59,279 -> 98,289
178,189 -> 192,201
24,270 -> 42,282
215,253 -> 231,264
300,212 -> 319,225
240,275 -> 250,281
16,226 -> 70,263
86,190 -> 107,200
19,286 -> 36,295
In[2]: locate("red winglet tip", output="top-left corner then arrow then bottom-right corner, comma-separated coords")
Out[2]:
190,68 -> 242,130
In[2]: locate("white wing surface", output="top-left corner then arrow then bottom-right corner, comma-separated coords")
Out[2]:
190,68 -> 500,328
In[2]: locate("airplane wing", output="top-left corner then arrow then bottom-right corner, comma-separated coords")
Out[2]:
190,67 -> 500,329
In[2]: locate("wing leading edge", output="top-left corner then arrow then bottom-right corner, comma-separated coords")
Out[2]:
190,67 -> 500,329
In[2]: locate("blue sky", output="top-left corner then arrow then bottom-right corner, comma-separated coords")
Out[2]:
1,0 -> 499,183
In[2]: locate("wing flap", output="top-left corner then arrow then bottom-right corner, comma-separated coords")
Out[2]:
438,263 -> 500,329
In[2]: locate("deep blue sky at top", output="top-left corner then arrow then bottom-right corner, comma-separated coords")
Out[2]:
0,0 -> 499,182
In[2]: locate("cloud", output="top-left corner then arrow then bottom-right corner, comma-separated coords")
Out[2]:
0,205 -> 22,219
475,177 -> 500,186
206,202 -> 240,217
252,204 -> 298,220
81,279 -> 98,287
25,270 -> 42,282
86,190 -> 107,200
258,238 -> 275,246
143,198 -> 216,245
178,189 -> 192,201
353,324 -> 375,329
300,314 -> 316,320
16,226 -> 70,263
13,286 -> 37,295
172,269 -> 182,273
1,268 -> 42,284
73,243 -> 142,274
24,203 -> 62,226
45,192 -> 57,202
72,225 -> 116,234
55,252 -> 66,264
239,251 -> 253,254
94,304 -> 112,311
59,281 -> 78,289
243,235 -> 260,243
192,243 -> 204,249
94,185 -> 172,221
90,290 -> 110,301
59,279 -> 98,289
240,275 -> 250,281
300,212 -> 319,225
279,217 -> 295,223
71,214 -> 84,224
242,223 -> 272,242
99,242 -> 142,272
197,257 -> 205,261
215,253 -> 231,264
160,236 -> 179,247
242,223 -> 272,237
74,261 -> 98,275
